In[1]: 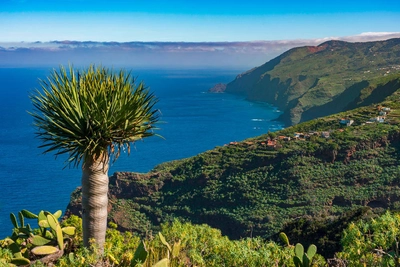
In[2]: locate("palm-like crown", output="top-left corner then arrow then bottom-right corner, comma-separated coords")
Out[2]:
30,65 -> 159,167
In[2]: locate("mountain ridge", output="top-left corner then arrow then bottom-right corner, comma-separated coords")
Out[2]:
224,38 -> 400,125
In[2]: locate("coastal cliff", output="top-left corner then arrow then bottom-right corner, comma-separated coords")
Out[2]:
224,38 -> 400,125
66,86 -> 400,257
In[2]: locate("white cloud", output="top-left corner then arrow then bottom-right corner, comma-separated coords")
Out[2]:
340,32 -> 400,42
1,32 -> 399,68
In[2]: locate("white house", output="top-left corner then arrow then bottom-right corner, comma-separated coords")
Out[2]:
340,119 -> 354,126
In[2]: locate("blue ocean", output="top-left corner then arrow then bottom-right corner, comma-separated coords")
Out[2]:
0,67 -> 284,238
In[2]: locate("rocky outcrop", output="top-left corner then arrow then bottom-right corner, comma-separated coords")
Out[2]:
208,83 -> 227,93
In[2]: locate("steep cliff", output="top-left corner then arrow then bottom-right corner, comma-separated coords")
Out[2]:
225,38 -> 400,125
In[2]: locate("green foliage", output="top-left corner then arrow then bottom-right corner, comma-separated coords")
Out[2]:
0,209 -> 76,266
152,258 -> 169,267
97,91 -> 400,259
279,232 -> 290,246
226,38 -> 400,125
103,107 -> 400,256
29,64 -> 159,167
0,246 -> 13,265
53,218 -> 304,266
338,211 -> 400,266
2,215 -> 327,266
10,257 -> 31,266
132,241 -> 148,266
157,219 -> 297,266
31,245 -> 60,255
293,243 -> 317,267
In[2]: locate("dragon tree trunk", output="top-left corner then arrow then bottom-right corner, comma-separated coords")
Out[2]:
81,153 -> 109,252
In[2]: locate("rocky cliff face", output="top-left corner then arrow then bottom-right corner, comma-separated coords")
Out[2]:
225,38 -> 400,125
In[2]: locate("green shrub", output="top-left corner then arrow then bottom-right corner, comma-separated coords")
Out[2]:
338,211 -> 400,266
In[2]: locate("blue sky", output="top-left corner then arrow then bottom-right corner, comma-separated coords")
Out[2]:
1,0 -> 400,42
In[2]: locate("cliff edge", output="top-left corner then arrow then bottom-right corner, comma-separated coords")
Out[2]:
225,38 -> 400,125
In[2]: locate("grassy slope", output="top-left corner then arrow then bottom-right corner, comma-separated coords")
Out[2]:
225,38 -> 400,125
66,87 -> 400,258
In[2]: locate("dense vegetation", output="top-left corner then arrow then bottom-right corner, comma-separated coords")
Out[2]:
4,211 -> 400,266
63,85 -> 400,261
225,38 -> 400,125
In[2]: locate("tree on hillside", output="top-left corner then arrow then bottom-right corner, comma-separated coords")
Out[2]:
29,65 -> 159,252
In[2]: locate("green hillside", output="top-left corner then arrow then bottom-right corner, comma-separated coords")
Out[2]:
225,38 -> 400,125
67,86 -> 400,258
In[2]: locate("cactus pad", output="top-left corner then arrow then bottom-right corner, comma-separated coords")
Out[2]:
153,258 -> 169,267
306,244 -> 317,259
158,232 -> 171,251
294,243 -> 304,259
53,210 -> 62,219
132,240 -> 148,265
10,257 -> 31,266
32,235 -> 51,246
62,226 -> 75,236
172,240 -> 181,259
21,209 -> 38,219
31,245 -> 59,255
279,232 -> 290,246
10,213 -> 18,228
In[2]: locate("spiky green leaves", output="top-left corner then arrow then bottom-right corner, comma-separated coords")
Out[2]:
30,65 -> 159,167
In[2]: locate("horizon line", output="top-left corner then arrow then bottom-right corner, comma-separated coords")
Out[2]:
1,31 -> 400,45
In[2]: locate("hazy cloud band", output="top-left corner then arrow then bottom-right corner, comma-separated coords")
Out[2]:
1,32 -> 399,68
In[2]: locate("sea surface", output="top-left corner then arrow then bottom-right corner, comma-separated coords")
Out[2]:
0,67 -> 284,238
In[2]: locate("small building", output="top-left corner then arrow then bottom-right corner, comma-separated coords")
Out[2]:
382,107 -> 391,112
321,131 -> 330,138
340,119 -> 354,126
267,140 -> 276,147
369,116 -> 385,123
379,111 -> 387,116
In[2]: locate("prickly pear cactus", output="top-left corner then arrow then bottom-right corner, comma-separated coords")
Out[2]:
293,243 -> 317,267
31,246 -> 60,255
1,208 -> 76,266
131,240 -> 148,266
153,258 -> 169,267
1,238 -> 30,266
279,232 -> 290,246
